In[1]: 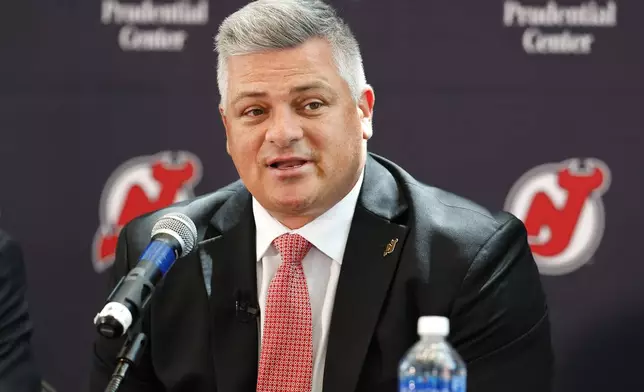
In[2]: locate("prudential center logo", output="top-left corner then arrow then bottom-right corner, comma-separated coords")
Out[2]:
101,0 -> 209,52
503,1 -> 618,55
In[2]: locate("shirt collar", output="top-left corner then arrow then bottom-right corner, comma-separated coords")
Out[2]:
252,167 -> 365,264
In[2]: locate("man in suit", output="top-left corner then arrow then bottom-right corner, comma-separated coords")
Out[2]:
0,229 -> 41,392
90,1 -> 554,391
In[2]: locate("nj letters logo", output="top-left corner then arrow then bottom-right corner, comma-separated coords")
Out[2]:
504,158 -> 611,275
92,151 -> 202,272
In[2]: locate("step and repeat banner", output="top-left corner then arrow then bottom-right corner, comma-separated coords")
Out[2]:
1,1 -> 642,391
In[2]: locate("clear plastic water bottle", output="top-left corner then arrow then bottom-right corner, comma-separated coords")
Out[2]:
398,316 -> 467,392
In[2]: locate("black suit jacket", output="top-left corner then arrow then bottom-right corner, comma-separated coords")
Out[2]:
0,229 -> 41,392
90,153 -> 554,392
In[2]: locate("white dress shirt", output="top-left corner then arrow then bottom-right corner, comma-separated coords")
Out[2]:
252,168 -> 365,392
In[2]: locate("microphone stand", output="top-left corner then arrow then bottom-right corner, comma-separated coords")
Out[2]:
104,330 -> 148,392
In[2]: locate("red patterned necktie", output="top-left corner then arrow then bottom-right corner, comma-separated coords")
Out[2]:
256,233 -> 314,392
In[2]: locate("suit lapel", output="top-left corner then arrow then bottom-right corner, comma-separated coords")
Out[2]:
201,190 -> 259,392
323,156 -> 410,392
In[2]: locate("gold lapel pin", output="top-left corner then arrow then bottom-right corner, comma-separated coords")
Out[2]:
383,238 -> 399,256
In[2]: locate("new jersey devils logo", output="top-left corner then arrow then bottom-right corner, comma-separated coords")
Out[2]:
92,151 -> 203,272
504,158 -> 611,275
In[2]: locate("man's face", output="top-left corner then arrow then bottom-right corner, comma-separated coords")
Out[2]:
220,38 -> 374,228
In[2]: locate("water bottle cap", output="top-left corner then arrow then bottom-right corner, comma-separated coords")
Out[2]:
418,316 -> 449,337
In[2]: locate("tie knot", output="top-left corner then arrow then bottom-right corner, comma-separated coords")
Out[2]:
272,233 -> 312,265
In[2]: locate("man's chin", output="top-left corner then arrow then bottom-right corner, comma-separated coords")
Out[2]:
271,195 -> 313,214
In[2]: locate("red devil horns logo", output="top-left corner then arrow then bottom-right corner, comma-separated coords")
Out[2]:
92,151 -> 203,272
504,158 -> 611,275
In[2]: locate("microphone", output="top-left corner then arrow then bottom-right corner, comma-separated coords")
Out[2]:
94,212 -> 198,338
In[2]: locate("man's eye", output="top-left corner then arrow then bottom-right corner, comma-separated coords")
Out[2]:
304,102 -> 323,111
244,108 -> 264,117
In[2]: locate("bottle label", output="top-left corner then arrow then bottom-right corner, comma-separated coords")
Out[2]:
450,375 -> 466,392
399,375 -> 466,392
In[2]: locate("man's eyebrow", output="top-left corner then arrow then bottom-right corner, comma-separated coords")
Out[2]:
290,81 -> 333,94
230,91 -> 268,107
230,81 -> 336,106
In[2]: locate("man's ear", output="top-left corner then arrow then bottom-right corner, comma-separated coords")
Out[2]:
219,105 -> 231,155
358,86 -> 375,140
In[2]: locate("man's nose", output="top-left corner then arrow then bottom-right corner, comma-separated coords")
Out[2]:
265,107 -> 304,147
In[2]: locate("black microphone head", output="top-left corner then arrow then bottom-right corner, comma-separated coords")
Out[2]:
151,212 -> 198,257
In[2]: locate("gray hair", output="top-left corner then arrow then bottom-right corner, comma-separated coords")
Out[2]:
214,0 -> 367,107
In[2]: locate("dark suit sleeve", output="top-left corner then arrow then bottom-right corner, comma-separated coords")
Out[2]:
89,226 -> 165,392
448,215 -> 555,392
0,233 -> 41,392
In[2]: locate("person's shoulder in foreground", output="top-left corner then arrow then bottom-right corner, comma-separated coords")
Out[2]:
0,229 -> 42,392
